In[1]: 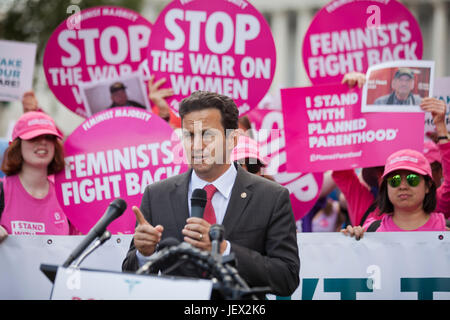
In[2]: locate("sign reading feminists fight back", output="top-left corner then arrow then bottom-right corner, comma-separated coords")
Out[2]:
148,0 -> 276,117
43,6 -> 152,117
54,108 -> 188,234
302,0 -> 423,85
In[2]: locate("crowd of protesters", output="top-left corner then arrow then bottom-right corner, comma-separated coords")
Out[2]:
0,71 -> 449,244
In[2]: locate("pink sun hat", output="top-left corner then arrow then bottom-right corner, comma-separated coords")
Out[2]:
231,135 -> 268,166
11,111 -> 63,141
381,149 -> 432,179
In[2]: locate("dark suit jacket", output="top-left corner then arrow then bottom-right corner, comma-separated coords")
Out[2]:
122,163 -> 300,297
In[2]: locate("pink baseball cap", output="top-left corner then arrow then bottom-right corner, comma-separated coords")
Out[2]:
231,135 -> 267,166
423,141 -> 441,164
381,149 -> 432,179
11,111 -> 63,141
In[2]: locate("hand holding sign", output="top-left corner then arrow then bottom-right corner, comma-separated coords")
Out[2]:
22,91 -> 39,112
341,72 -> 366,89
420,97 -> 446,126
133,205 -> 164,257
420,97 -> 448,142
148,75 -> 173,121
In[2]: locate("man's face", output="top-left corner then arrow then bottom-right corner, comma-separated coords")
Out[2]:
111,89 -> 128,106
182,108 -> 237,181
392,75 -> 414,98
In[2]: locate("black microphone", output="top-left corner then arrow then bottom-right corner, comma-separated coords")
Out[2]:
209,224 -> 225,260
136,237 -> 180,274
191,188 -> 207,219
72,230 -> 112,268
62,198 -> 127,268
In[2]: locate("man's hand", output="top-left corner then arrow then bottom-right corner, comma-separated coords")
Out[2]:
133,206 -> 164,256
182,217 -> 227,253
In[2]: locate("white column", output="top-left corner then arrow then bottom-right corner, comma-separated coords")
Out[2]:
295,8 -> 313,86
270,10 -> 289,94
431,0 -> 447,78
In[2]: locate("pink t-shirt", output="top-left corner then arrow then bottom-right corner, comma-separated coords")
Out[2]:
0,175 -> 70,235
377,212 -> 447,232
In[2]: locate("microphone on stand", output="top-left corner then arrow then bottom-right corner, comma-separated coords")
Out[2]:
191,188 -> 207,219
72,230 -> 111,268
62,198 -> 127,268
136,237 -> 180,275
209,224 -> 225,261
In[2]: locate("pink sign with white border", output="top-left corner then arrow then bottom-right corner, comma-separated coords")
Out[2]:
54,107 -> 188,234
147,0 -> 276,117
303,0 -> 423,85
43,6 -> 152,117
281,84 -> 425,173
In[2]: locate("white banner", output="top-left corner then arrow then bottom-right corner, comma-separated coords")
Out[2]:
290,232 -> 450,300
0,235 -> 132,299
0,232 -> 449,300
0,40 -> 37,101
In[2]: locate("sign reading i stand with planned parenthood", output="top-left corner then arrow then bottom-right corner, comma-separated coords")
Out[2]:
54,108 -> 188,234
302,0 -> 423,85
43,6 -> 152,117
147,0 -> 276,117
280,84 -> 425,172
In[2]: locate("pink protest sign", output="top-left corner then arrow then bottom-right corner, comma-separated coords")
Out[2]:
303,0 -> 423,85
245,108 -> 323,221
43,6 -> 152,117
148,0 -> 276,117
280,84 -> 425,173
54,107 -> 188,234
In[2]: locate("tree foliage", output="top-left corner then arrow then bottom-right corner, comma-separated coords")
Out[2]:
0,0 -> 144,63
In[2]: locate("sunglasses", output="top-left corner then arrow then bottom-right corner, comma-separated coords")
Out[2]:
387,173 -> 421,188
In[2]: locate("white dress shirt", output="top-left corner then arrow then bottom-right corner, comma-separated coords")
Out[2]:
188,164 -> 237,225
136,164 -> 237,266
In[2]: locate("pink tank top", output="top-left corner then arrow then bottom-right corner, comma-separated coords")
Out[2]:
0,175 -> 70,235
377,212 -> 447,232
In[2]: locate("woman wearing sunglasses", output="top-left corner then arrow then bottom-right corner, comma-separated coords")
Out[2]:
342,149 -> 448,239
336,72 -> 450,232
0,112 -> 76,243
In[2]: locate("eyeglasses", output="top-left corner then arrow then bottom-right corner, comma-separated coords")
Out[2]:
387,173 -> 421,188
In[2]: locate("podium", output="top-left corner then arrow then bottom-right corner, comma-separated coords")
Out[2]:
40,264 -> 213,300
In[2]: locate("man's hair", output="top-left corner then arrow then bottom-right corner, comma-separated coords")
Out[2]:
376,175 -> 437,215
1,138 -> 65,176
179,91 -> 239,133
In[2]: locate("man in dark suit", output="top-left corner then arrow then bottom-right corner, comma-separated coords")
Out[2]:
122,91 -> 299,297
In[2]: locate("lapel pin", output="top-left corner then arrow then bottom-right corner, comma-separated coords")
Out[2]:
241,192 -> 247,199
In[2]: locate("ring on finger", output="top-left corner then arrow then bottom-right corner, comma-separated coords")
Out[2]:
199,233 -> 203,241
